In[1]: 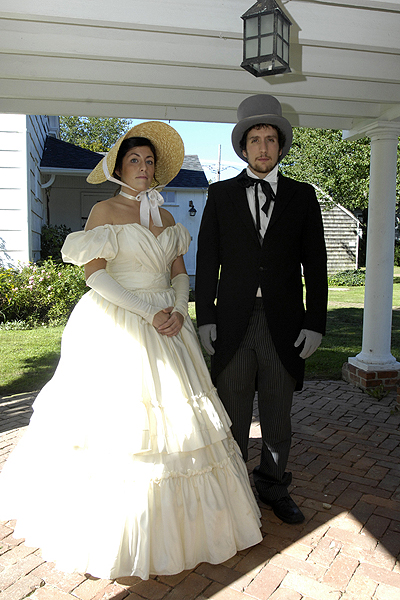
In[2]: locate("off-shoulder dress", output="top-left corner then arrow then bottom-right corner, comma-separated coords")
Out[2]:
0,222 -> 262,580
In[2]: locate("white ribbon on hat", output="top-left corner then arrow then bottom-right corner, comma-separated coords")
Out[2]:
102,158 -> 164,229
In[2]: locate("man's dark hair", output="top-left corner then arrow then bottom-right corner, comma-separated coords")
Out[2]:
239,123 -> 286,153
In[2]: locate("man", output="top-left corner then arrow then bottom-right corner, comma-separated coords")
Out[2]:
195,94 -> 328,525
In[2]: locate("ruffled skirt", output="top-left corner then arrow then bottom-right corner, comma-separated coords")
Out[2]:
0,290 -> 262,580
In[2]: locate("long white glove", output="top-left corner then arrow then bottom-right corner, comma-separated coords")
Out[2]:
294,329 -> 322,359
198,324 -> 217,355
171,273 -> 189,318
86,269 -> 163,325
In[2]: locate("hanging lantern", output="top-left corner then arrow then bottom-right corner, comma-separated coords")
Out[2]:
241,0 -> 292,77
188,201 -> 197,217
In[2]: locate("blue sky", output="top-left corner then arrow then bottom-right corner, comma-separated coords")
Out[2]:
129,119 -> 245,182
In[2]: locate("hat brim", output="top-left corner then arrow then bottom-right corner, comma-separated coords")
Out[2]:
87,121 -> 184,188
231,114 -> 293,162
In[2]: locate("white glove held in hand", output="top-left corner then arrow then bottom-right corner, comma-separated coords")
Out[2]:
199,324 -> 217,355
86,269 -> 163,325
294,329 -> 322,359
171,273 -> 189,318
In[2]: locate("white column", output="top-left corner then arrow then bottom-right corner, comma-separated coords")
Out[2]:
349,123 -> 400,371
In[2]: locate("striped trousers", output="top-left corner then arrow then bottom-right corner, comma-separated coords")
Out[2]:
217,298 -> 296,502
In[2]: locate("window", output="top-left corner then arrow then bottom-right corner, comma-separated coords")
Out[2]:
161,191 -> 177,205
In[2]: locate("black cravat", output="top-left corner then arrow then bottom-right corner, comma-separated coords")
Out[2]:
238,171 -> 276,232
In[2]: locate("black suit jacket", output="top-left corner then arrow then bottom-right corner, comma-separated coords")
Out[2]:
195,170 -> 328,391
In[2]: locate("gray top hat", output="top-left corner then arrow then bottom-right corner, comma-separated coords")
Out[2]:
231,94 -> 293,162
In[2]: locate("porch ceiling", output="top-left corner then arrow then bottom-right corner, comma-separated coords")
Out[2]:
0,0 -> 399,136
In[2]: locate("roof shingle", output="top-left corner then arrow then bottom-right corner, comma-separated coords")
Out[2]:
40,137 -> 208,188
40,136 -> 104,170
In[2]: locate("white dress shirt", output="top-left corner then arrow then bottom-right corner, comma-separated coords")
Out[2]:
245,164 -> 279,296
245,164 -> 279,239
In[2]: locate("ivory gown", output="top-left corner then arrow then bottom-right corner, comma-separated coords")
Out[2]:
0,222 -> 262,580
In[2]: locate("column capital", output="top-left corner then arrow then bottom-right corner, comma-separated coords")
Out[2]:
345,121 -> 400,142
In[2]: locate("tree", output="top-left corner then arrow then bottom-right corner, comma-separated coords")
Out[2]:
280,127 -> 400,212
59,116 -> 132,152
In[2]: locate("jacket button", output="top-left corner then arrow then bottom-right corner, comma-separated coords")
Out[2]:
259,266 -> 264,271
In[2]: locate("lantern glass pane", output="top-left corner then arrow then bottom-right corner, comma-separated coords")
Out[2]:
260,35 -> 273,57
283,41 -> 289,63
260,14 -> 274,35
245,37 -> 259,59
277,15 -> 283,37
276,37 -> 283,59
282,21 -> 289,42
245,16 -> 258,39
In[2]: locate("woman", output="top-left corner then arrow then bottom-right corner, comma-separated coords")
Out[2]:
0,121 -> 262,580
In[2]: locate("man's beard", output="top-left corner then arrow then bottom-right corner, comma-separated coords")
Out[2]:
248,157 -> 277,175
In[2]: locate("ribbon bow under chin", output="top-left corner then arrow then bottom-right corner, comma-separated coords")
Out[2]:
137,189 -> 164,229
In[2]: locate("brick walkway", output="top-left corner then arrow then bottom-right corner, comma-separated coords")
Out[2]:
0,380 -> 399,600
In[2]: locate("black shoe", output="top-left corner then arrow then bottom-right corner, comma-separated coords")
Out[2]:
260,495 -> 305,524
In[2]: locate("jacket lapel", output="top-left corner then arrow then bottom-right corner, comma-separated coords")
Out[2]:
267,173 -> 295,231
231,171 -> 261,247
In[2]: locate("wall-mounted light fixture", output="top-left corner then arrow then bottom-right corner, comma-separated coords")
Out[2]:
188,201 -> 197,217
241,0 -> 292,77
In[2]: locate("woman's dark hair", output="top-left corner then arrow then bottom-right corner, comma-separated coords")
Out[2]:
239,123 -> 286,154
113,136 -> 157,180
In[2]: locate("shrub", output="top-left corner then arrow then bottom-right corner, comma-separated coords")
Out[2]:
394,241 -> 400,267
327,269 -> 366,287
0,259 -> 87,325
40,224 -> 72,261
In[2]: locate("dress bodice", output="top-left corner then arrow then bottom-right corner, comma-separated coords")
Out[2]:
61,222 -> 191,291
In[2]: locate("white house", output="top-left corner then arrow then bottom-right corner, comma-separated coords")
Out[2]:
314,187 -> 363,274
321,201 -> 362,274
0,114 -> 58,267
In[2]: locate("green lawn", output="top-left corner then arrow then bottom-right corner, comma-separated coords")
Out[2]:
2,281 -> 400,396
329,280 -> 400,307
306,279 -> 400,379
0,326 -> 64,396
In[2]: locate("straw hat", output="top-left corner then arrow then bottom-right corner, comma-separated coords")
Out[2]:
231,94 -> 293,161
87,121 -> 185,188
